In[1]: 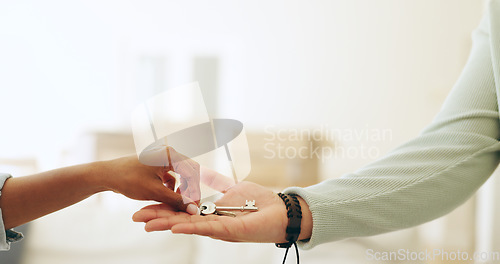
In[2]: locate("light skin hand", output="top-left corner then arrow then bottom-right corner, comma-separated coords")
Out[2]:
0,155 -> 193,230
132,181 -> 313,243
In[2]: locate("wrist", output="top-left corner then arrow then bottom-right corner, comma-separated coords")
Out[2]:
84,161 -> 111,194
296,196 -> 312,241
275,193 -> 307,264
277,194 -> 313,242
276,193 -> 308,247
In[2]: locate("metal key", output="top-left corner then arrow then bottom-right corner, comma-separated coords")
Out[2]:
214,211 -> 237,217
200,200 -> 259,216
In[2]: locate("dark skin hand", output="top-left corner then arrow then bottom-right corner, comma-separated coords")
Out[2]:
0,155 -> 198,230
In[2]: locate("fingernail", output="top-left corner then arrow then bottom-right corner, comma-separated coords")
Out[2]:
186,204 -> 199,215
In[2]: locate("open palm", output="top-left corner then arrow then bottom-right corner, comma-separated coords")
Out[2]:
133,181 -> 289,243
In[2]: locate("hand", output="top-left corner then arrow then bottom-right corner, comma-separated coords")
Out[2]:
0,155 -> 197,230
96,156 -> 198,214
168,147 -> 201,204
132,181 -> 313,243
138,145 -> 202,205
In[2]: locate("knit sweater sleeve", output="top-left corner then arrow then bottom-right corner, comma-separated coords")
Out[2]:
284,2 -> 500,249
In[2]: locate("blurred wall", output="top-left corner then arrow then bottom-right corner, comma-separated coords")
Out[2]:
0,0 -> 485,174
0,1 -> 490,263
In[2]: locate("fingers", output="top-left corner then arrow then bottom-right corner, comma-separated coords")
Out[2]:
144,214 -> 228,235
170,218 -> 242,242
200,167 -> 235,192
161,169 -> 176,190
133,203 -> 247,241
139,142 -> 170,166
144,218 -> 175,232
136,208 -> 270,242
171,221 -> 220,236
167,147 -> 189,163
149,182 -> 195,212
138,203 -> 176,211
132,204 -> 175,222
140,146 -> 236,205
133,205 -> 221,232
133,202 -> 199,225
168,147 -> 201,203
144,214 -> 211,232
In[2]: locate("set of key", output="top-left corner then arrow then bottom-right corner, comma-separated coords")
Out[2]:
199,200 -> 258,217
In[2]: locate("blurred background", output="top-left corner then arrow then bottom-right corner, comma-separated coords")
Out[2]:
0,0 -> 497,263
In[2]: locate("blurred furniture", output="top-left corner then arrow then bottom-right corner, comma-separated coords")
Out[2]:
245,132 -> 320,188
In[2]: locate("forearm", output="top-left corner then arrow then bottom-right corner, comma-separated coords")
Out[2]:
285,9 -> 500,249
287,134 -> 500,248
0,162 -> 106,229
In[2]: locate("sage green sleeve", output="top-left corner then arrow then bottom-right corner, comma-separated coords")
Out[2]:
284,1 -> 500,249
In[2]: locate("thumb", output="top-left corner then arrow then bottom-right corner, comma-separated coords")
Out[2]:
150,183 -> 199,215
